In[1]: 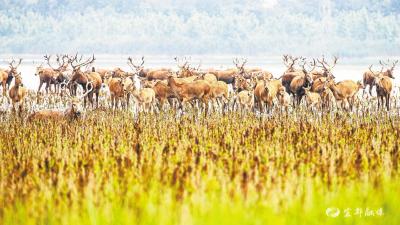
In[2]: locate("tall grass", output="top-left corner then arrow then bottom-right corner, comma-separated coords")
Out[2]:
0,110 -> 399,225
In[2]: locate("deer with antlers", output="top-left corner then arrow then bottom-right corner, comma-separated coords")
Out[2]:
175,57 -> 202,78
69,54 -> 102,108
314,56 -> 338,80
0,58 -> 22,96
289,59 -> 315,107
233,58 -> 248,77
363,60 -> 397,96
35,54 -> 70,94
28,83 -> 93,122
368,63 -> 394,111
280,55 -> 305,93
128,56 -> 171,81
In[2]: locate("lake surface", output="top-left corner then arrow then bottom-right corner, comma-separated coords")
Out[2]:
0,54 -> 399,91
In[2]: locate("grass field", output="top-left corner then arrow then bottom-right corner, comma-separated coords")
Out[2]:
1,110 -> 399,225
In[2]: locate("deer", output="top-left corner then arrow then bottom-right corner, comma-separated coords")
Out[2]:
196,73 -> 217,83
103,72 -> 126,109
303,87 -> 322,111
69,54 -> 102,108
289,59 -> 315,107
167,76 -> 211,113
369,64 -> 393,111
233,58 -> 248,78
128,56 -> 171,81
314,56 -> 338,80
280,55 -> 305,93
175,57 -> 201,78
363,60 -> 397,96
232,90 -> 254,114
28,83 -> 93,122
195,76 -> 229,113
8,72 -> 27,116
36,54 -> 70,94
124,84 -> 157,113
277,86 -> 291,113
1,58 -> 22,96
232,75 -> 251,93
324,79 -> 364,111
254,79 -> 283,113
148,81 -> 178,110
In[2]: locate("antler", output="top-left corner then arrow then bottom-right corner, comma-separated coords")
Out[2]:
77,81 -> 94,99
318,56 -> 338,71
233,58 -> 247,71
175,57 -> 189,69
282,55 -> 289,67
70,54 -> 95,70
56,54 -> 70,68
369,64 -> 384,77
9,58 -> 22,69
127,56 -> 145,71
392,60 -> 399,71
301,59 -> 316,74
44,54 -> 60,71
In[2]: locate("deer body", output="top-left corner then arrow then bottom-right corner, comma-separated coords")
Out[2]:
8,73 -> 27,115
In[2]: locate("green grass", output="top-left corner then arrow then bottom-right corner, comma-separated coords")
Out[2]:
0,110 -> 399,225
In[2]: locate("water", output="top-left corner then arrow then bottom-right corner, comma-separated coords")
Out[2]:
0,54 -> 399,91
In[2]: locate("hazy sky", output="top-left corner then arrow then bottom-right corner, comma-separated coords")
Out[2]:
0,0 -> 399,56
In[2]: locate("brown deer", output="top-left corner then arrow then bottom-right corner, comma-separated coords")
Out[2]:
369,65 -> 393,111
69,54 -> 102,108
277,87 -> 291,113
150,81 -> 178,110
125,85 -> 157,113
128,57 -> 171,81
36,54 -> 70,93
1,58 -> 22,96
175,57 -> 201,78
280,55 -> 305,93
167,76 -> 211,113
233,90 -> 254,113
324,79 -> 364,111
8,72 -> 27,116
313,56 -> 338,80
233,58 -> 248,78
363,60 -> 397,96
254,79 -> 283,113
103,72 -> 125,109
28,84 -> 93,122
289,59 -> 315,107
303,87 -> 322,111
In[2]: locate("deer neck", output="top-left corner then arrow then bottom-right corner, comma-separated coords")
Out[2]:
329,83 -> 342,99
168,78 -> 181,89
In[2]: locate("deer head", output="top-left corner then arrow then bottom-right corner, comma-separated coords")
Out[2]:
317,56 -> 338,78
8,58 -> 22,76
233,58 -> 247,76
300,59 -> 316,84
127,56 -> 145,75
379,59 -> 398,79
13,72 -> 23,86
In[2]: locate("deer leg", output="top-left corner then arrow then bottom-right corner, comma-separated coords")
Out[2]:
386,94 -> 390,111
96,91 -> 99,108
37,81 -> 43,94
45,81 -> 50,94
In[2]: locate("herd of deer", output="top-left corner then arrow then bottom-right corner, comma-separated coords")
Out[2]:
0,54 -> 398,121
